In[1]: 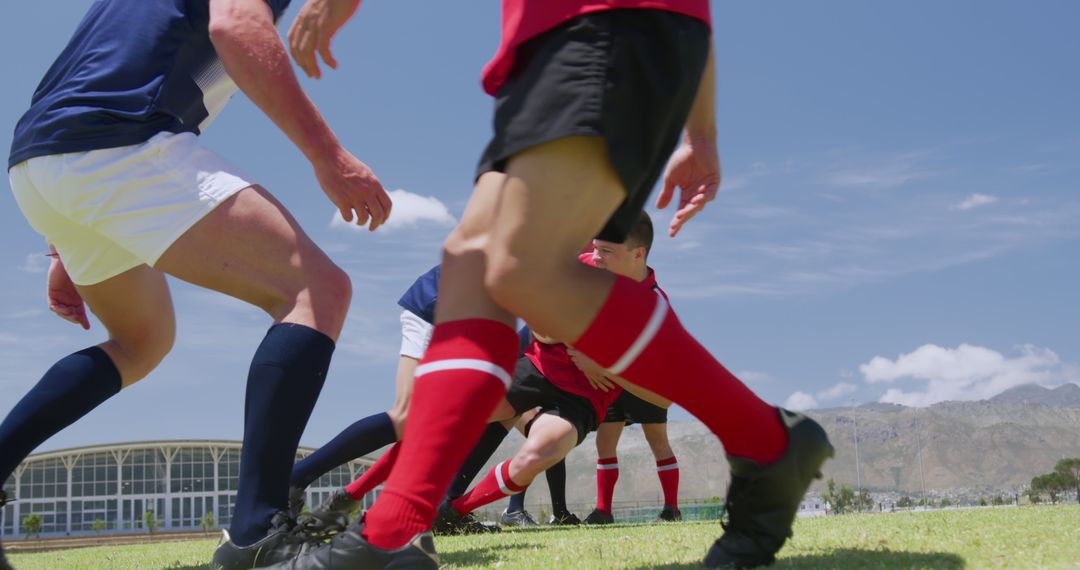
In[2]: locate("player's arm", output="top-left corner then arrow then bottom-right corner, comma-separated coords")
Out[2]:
208,0 -> 391,229
567,348 -> 619,393
656,41 -> 720,238
611,378 -> 672,409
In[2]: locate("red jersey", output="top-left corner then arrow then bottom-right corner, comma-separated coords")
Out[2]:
482,0 -> 712,95
525,253 -> 668,420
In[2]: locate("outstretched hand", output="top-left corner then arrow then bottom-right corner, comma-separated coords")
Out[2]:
315,148 -> 392,231
47,257 -> 89,330
568,348 -> 617,393
288,0 -> 362,79
656,138 -> 721,238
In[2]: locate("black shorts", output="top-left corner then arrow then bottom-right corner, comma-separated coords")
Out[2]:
505,357 -> 598,445
476,9 -> 711,243
602,390 -> 668,425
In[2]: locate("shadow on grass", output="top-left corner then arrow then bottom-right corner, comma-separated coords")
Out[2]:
439,541 -> 536,567
625,549 -> 965,570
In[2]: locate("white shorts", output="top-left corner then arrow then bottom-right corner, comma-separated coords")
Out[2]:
8,131 -> 253,285
399,310 -> 434,360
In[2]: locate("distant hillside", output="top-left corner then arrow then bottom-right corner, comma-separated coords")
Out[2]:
492,387 -> 1080,513
991,383 -> 1080,406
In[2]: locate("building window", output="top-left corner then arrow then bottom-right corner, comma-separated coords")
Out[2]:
72,453 -> 117,497
171,448 -> 214,494
19,458 -> 68,500
122,449 -> 166,495
217,449 -> 241,492
17,501 -> 67,535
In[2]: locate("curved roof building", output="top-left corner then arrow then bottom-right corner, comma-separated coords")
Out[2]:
1,440 -> 375,538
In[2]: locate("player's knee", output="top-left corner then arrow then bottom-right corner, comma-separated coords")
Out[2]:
308,262 -> 352,317
110,321 -> 175,383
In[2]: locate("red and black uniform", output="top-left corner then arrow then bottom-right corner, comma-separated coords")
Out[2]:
476,0 -> 713,243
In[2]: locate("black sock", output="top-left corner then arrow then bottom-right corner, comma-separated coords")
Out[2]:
0,347 -> 121,483
546,459 -> 568,514
229,324 -> 335,546
507,486 -> 527,513
446,422 -> 509,500
291,412 -> 397,490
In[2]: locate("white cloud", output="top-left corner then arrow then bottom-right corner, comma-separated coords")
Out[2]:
817,382 -> 857,402
18,253 -> 48,274
859,343 -> 1072,407
784,390 -> 819,411
952,193 -> 999,211
330,189 -> 456,233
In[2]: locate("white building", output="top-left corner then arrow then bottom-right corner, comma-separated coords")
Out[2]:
1,440 -> 374,538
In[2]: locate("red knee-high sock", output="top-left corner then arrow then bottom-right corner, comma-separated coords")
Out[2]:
575,277 -> 787,464
362,319 -> 518,549
656,456 -> 679,508
595,457 -> 619,514
450,460 -> 526,516
346,443 -> 400,500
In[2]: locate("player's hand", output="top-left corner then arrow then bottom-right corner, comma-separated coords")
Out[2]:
314,147 -> 392,231
288,0 -> 361,79
47,256 -> 90,330
656,136 -> 720,238
568,348 -> 617,392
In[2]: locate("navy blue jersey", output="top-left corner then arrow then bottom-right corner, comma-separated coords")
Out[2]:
397,265 -> 440,325
9,0 -> 290,169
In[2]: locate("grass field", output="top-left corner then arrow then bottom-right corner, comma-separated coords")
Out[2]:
7,505 -> 1079,569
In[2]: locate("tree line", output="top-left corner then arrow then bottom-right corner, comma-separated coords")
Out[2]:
1028,458 -> 1080,505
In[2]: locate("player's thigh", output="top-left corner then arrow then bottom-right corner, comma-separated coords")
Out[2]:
155,185 -> 349,326
516,413 -> 579,470
74,265 -> 176,386
595,421 -> 624,458
437,171 -> 515,325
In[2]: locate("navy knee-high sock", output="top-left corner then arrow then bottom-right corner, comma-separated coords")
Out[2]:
507,485 -> 527,513
290,412 -> 397,489
446,422 -> 510,500
546,459 -> 568,514
0,347 -> 121,484
229,324 -> 335,546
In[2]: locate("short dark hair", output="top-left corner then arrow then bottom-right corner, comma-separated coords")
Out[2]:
624,211 -> 654,257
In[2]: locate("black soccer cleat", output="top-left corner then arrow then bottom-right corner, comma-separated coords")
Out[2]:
704,408 -> 835,569
583,508 -> 615,525
432,500 -> 500,536
211,511 -> 321,570
657,505 -> 682,522
0,490 -> 12,570
287,485 -> 308,520
499,508 -> 539,527
296,488 -> 359,537
548,511 -> 582,526
262,517 -> 438,570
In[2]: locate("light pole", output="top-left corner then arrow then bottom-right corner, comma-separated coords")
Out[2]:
850,399 -> 862,494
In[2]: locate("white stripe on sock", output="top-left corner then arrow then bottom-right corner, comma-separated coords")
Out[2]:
596,463 -> 620,471
608,291 -> 668,375
494,461 -> 520,495
656,463 -> 679,472
415,358 -> 512,388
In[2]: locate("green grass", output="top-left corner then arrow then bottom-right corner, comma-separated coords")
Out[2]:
8,505 -> 1080,569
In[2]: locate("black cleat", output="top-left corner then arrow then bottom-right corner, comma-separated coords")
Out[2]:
296,488 -> 359,537
211,511 -> 321,570
288,485 -> 308,520
657,505 -> 682,522
499,508 -> 539,527
1,490 -> 12,570
704,409 -> 835,569
583,508 -> 614,525
262,517 -> 438,569
548,511 -> 582,526
432,501 -> 500,535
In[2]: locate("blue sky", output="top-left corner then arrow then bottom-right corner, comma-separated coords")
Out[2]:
1,1 -> 1078,452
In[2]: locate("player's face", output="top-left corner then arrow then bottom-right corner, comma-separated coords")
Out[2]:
591,239 -> 638,277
